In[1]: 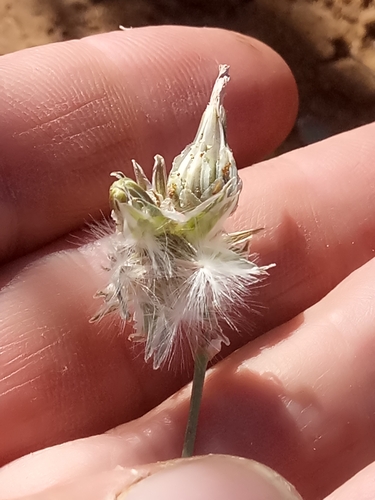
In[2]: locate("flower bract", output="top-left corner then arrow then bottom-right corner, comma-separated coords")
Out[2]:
92,65 -> 274,369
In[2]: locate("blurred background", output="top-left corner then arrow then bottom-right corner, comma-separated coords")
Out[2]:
1,0 -> 374,152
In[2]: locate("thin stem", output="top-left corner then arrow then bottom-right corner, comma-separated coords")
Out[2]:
181,349 -> 209,458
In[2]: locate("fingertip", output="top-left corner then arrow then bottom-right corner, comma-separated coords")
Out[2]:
120,455 -> 302,500
82,26 -> 298,165
325,461 -> 375,500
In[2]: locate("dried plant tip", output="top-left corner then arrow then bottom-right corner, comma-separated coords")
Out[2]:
92,65 -> 275,370
167,64 -> 238,210
152,155 -> 168,200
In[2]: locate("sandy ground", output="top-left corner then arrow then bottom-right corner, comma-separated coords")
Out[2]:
1,0 -> 375,150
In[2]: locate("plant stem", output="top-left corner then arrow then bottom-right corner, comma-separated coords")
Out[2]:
181,349 -> 209,457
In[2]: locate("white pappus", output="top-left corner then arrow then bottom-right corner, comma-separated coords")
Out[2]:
92,65 -> 274,370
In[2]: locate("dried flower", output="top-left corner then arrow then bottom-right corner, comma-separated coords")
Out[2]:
92,65 -> 274,370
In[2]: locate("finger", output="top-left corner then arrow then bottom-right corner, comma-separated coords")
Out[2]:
4,467 -> 144,500
0,26 -> 297,262
2,254 -> 375,498
3,254 -> 374,500
3,122 -> 375,466
116,456 -> 302,500
0,455 -> 301,500
228,120 -> 375,348
178,256 -> 375,499
324,462 -> 375,500
0,242 -> 194,466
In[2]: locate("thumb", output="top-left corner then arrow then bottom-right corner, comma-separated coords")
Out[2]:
119,455 -> 302,500
18,455 -> 302,500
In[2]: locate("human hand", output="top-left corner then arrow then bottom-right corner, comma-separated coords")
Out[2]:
0,25 -> 374,500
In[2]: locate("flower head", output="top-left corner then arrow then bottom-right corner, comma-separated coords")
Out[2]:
92,65 -> 274,369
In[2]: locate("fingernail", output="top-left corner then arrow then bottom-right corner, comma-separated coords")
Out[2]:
118,455 -> 302,500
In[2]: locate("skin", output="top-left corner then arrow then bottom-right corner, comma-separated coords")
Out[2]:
0,25 -> 375,500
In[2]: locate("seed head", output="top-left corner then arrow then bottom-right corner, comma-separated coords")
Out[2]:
92,65 -> 274,369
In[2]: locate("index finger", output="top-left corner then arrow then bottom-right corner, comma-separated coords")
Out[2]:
0,25 -> 297,262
